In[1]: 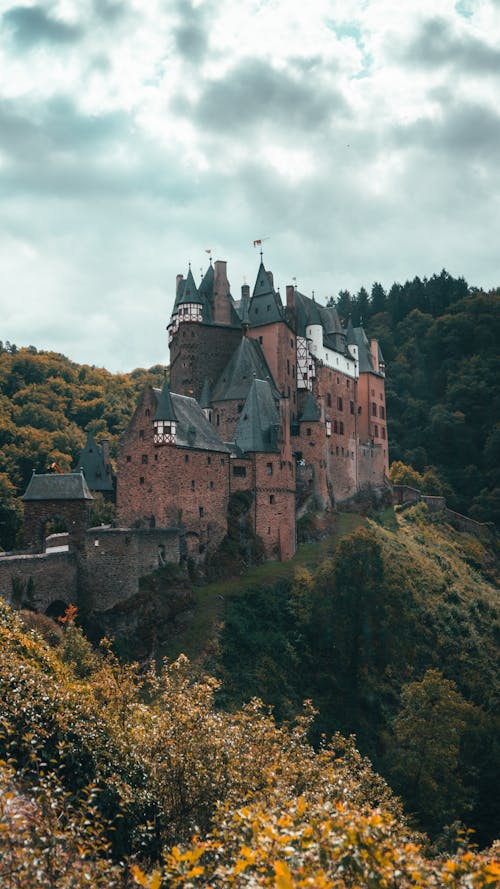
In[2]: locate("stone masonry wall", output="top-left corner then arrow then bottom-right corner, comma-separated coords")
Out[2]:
169,322 -> 242,400
23,499 -> 91,552
81,527 -> 180,612
0,551 -> 77,614
117,388 -> 229,554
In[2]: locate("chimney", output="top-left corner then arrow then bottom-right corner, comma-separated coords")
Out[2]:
370,339 -> 379,373
213,260 -> 232,324
267,270 -> 274,288
241,283 -> 250,300
286,284 -> 295,310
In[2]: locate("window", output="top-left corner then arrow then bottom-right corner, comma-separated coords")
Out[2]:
184,454 -> 189,463
126,455 -> 131,463
341,447 -> 344,456
142,454 -> 148,464
139,429 -> 144,439
266,462 -> 273,475
259,336 -> 263,344
221,458 -> 225,465
327,393 -> 331,407
269,495 -> 275,504
326,420 -> 332,436
210,480 -> 214,489
350,401 -> 354,415
290,338 -> 293,348
336,446 -> 339,455
287,359 -> 290,374
207,456 -> 211,465
199,506 -> 204,517
145,408 -> 150,417
140,477 -> 144,485
233,465 -> 246,477
191,480 -> 195,490
380,406 -> 385,419
337,397 -> 343,411
346,379 -> 350,388
216,414 -> 220,426
155,454 -> 158,461
372,402 -> 377,416
292,365 -> 295,379
382,427 -> 386,440
339,421 -> 344,435
374,425 -> 379,438
334,419 -> 338,433
306,427 -> 311,437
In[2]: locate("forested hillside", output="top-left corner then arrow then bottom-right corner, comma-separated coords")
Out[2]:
214,507 -> 500,846
333,271 -> 500,524
0,595 -> 498,887
0,345 -> 164,549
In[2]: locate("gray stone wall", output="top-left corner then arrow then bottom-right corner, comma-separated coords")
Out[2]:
0,551 -> 77,613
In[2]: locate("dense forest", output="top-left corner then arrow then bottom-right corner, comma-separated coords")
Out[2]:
1,269 -> 499,551
0,590 -> 498,887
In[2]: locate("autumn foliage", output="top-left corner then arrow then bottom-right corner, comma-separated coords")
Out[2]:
0,598 -> 497,887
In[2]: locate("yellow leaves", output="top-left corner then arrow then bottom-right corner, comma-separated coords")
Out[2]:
131,865 -> 162,888
274,859 -> 294,889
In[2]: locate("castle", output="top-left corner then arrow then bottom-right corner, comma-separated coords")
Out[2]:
116,256 -> 389,562
0,255 -> 388,623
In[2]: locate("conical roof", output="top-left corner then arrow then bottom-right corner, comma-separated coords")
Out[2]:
154,376 -> 177,421
234,379 -> 280,453
300,391 -> 321,422
178,267 -> 203,305
248,261 -> 284,327
345,316 -> 356,345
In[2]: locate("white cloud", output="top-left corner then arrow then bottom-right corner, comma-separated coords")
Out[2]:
0,0 -> 499,370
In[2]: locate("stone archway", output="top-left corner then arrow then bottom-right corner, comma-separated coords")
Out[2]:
45,599 -> 70,621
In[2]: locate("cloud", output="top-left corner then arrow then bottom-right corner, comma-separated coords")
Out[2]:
393,99 -> 500,158
3,4 -> 84,48
399,16 -> 500,73
172,0 -> 212,63
190,57 -> 348,134
92,0 -> 128,24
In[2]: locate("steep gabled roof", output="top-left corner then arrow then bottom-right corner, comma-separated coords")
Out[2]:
22,472 -> 93,501
154,377 -> 177,422
234,379 -> 280,453
211,336 -> 280,402
152,389 -> 230,452
74,432 -> 114,492
248,261 -> 284,327
199,263 -> 214,322
300,391 -> 321,422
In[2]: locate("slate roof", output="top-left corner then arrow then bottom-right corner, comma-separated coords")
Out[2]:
347,326 -> 376,373
178,267 -> 203,305
199,378 -> 212,409
234,379 -> 280,453
292,290 -> 349,358
152,389 -> 230,453
154,377 -> 177,422
300,391 -> 321,422
211,336 -> 281,403
22,472 -> 93,501
248,261 -> 284,327
74,432 -> 114,492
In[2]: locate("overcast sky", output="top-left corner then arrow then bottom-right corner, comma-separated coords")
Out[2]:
1,0 -> 499,371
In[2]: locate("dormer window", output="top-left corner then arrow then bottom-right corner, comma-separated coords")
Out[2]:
153,420 -> 176,446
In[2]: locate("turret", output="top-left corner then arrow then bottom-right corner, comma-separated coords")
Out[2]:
176,266 -> 204,324
153,376 -> 177,446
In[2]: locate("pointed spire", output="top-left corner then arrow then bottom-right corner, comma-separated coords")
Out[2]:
178,266 -> 203,305
345,314 -> 356,345
154,374 -> 176,422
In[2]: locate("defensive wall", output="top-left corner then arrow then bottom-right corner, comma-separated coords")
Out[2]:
0,526 -> 181,616
393,485 -> 491,537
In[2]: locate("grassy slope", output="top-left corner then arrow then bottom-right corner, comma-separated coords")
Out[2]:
162,512 -> 365,664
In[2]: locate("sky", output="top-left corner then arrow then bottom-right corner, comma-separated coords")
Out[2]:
1,0 -> 499,372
